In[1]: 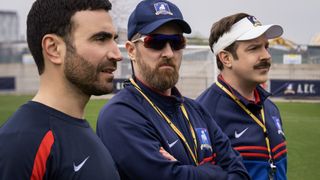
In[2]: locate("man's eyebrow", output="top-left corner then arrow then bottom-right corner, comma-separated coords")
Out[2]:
246,42 -> 264,48
90,31 -> 113,40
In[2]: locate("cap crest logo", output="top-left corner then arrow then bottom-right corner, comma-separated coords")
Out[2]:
247,16 -> 262,26
284,83 -> 296,95
154,2 -> 173,15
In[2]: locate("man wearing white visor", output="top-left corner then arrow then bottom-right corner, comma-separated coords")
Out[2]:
197,13 -> 287,180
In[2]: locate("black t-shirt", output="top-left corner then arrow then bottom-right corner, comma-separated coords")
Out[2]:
0,101 -> 120,180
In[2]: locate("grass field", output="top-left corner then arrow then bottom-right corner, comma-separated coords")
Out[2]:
0,95 -> 319,179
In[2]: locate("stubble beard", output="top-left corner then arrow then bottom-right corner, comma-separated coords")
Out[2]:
64,42 -> 114,96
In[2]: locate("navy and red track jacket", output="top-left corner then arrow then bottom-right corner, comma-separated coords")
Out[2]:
0,101 -> 119,180
97,79 -> 250,180
197,77 -> 287,180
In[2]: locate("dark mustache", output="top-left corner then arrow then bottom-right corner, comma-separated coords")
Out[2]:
97,61 -> 117,72
157,58 -> 175,67
253,61 -> 271,69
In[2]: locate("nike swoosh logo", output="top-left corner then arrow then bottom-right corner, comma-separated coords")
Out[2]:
73,156 -> 90,172
168,139 -> 179,148
278,129 -> 285,136
235,128 -> 249,138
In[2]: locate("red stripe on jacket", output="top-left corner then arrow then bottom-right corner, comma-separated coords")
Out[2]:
274,149 -> 287,159
234,144 -> 287,160
240,153 -> 269,158
31,130 -> 54,180
199,153 -> 217,165
234,146 -> 268,151
272,141 -> 286,152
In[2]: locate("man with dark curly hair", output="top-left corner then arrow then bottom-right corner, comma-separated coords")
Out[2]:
0,0 -> 122,179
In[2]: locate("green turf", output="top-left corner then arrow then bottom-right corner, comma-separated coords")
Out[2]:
0,95 -> 33,124
0,95 -> 108,130
84,98 -> 109,130
276,102 -> 320,180
0,95 -> 319,179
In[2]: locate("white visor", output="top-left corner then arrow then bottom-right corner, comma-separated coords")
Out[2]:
212,16 -> 283,55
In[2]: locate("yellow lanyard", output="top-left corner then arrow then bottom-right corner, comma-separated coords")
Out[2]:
130,78 -> 198,165
216,81 -> 274,164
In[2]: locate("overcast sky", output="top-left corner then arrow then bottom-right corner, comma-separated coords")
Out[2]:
1,0 -> 319,44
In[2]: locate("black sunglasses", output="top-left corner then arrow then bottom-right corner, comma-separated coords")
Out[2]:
132,34 -> 186,51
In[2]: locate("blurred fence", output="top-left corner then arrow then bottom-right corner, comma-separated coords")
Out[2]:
2,41 -> 320,64
0,42 -> 320,98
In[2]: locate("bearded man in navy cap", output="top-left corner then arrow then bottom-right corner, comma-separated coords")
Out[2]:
97,1 -> 249,179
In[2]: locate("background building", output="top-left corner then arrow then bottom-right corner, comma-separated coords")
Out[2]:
0,11 -> 19,42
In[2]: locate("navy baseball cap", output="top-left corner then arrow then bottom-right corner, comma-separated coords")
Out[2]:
127,0 -> 192,40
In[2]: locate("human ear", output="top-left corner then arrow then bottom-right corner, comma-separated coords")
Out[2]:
41,34 -> 65,65
218,50 -> 232,68
125,41 -> 136,62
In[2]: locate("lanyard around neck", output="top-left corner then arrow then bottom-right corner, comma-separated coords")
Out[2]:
216,81 -> 274,164
129,78 -> 198,165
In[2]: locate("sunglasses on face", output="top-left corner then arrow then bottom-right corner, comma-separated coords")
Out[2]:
132,34 -> 186,51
